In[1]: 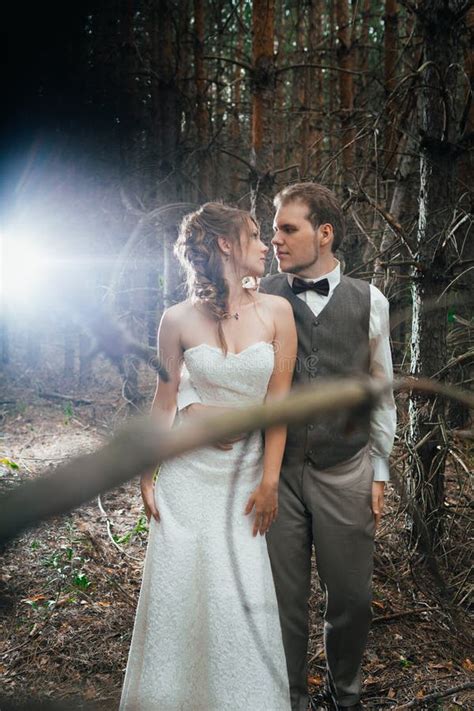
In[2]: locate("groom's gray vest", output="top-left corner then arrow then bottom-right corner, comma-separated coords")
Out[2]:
260,273 -> 371,470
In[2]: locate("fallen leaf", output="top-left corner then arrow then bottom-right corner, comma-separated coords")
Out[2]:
372,600 -> 385,609
462,658 -> 474,672
387,688 -> 396,699
364,676 -> 378,685
415,690 -> 425,699
429,661 -> 453,671
84,686 -> 96,700
307,675 -> 323,687
22,594 -> 46,604
56,595 -> 74,607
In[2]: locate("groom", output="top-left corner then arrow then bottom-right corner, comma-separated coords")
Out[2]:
179,182 -> 396,711
260,182 -> 395,711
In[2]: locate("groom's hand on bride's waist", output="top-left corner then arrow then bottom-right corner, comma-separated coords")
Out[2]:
182,403 -> 246,450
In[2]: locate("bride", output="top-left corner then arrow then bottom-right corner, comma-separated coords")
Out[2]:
119,202 -> 297,710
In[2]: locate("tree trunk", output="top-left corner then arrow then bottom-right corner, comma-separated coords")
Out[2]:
152,0 -> 184,307
250,0 -> 276,234
336,0 -> 355,173
408,0 -> 469,547
358,0 -> 372,80
146,232 -> 160,349
230,0 -> 244,197
305,0 -> 324,176
448,4 -> 474,429
0,310 -> 9,365
117,278 -> 142,410
63,324 -> 75,380
274,0 -> 286,173
26,325 -> 41,369
193,0 -> 211,200
384,0 -> 399,173
327,0 -> 336,185
293,1 -> 306,173
79,331 -> 93,388
373,114 -> 418,292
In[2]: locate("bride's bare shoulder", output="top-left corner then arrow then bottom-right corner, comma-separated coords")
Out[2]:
255,292 -> 293,317
161,299 -> 197,326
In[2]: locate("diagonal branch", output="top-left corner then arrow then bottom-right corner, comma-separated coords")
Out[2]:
1,377 -> 473,547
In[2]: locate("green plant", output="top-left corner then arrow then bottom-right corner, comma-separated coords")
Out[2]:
63,401 -> 74,423
0,457 -> 19,472
73,572 -> 91,590
43,551 -> 63,570
113,514 -> 148,545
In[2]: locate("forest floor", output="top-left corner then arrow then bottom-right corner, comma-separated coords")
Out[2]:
0,357 -> 472,711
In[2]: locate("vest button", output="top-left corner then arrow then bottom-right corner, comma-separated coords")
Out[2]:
312,347 -> 318,353
313,320 -> 320,326
308,424 -> 314,430
308,450 -> 314,455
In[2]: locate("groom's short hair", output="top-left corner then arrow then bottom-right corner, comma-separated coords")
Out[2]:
273,182 -> 345,252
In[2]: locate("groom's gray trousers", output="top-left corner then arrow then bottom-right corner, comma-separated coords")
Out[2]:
267,446 -> 375,711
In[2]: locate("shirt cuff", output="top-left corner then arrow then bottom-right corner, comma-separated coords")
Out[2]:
371,456 -> 390,482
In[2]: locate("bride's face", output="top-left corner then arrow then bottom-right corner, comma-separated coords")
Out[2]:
234,220 -> 268,278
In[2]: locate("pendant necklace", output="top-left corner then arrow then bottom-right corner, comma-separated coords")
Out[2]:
224,311 -> 239,320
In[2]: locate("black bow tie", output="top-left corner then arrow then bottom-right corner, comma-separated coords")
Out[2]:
291,277 -> 330,297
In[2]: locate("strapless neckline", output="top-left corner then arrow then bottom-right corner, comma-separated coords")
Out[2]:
184,341 -> 274,358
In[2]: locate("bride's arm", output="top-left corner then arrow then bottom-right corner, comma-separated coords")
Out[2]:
141,307 -> 183,522
245,297 -> 297,536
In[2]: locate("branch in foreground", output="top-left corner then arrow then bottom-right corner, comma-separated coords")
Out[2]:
0,378 -> 386,546
395,681 -> 474,709
0,377 -> 472,547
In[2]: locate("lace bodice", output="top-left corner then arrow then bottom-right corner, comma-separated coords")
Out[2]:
183,341 -> 275,406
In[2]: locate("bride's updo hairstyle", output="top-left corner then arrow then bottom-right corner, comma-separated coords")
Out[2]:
175,202 -> 257,352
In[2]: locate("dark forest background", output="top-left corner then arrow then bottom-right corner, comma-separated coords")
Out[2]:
0,1 -> 473,708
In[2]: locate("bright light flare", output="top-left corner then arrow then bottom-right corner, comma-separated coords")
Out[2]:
1,231 -> 53,308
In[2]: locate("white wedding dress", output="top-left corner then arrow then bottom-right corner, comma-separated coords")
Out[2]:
119,341 -> 291,711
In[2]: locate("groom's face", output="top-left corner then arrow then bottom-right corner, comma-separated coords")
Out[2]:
272,200 -> 320,276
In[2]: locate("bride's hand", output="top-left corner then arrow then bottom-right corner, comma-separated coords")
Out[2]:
183,403 -> 246,450
140,475 -> 160,522
244,483 -> 278,537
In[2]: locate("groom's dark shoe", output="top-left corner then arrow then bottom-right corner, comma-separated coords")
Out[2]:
326,687 -> 365,711
309,694 -> 364,711
328,697 -> 364,711
325,677 -> 365,710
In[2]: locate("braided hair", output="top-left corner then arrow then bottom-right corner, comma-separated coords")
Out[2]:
175,202 -> 257,353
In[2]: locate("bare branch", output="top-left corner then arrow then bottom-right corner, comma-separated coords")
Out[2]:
203,55 -> 252,72
395,681 -> 474,709
219,147 -> 254,170
347,187 -> 415,258
276,63 -> 364,77
1,377 -> 472,547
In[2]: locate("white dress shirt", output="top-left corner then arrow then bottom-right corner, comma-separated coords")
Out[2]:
177,261 -> 396,481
